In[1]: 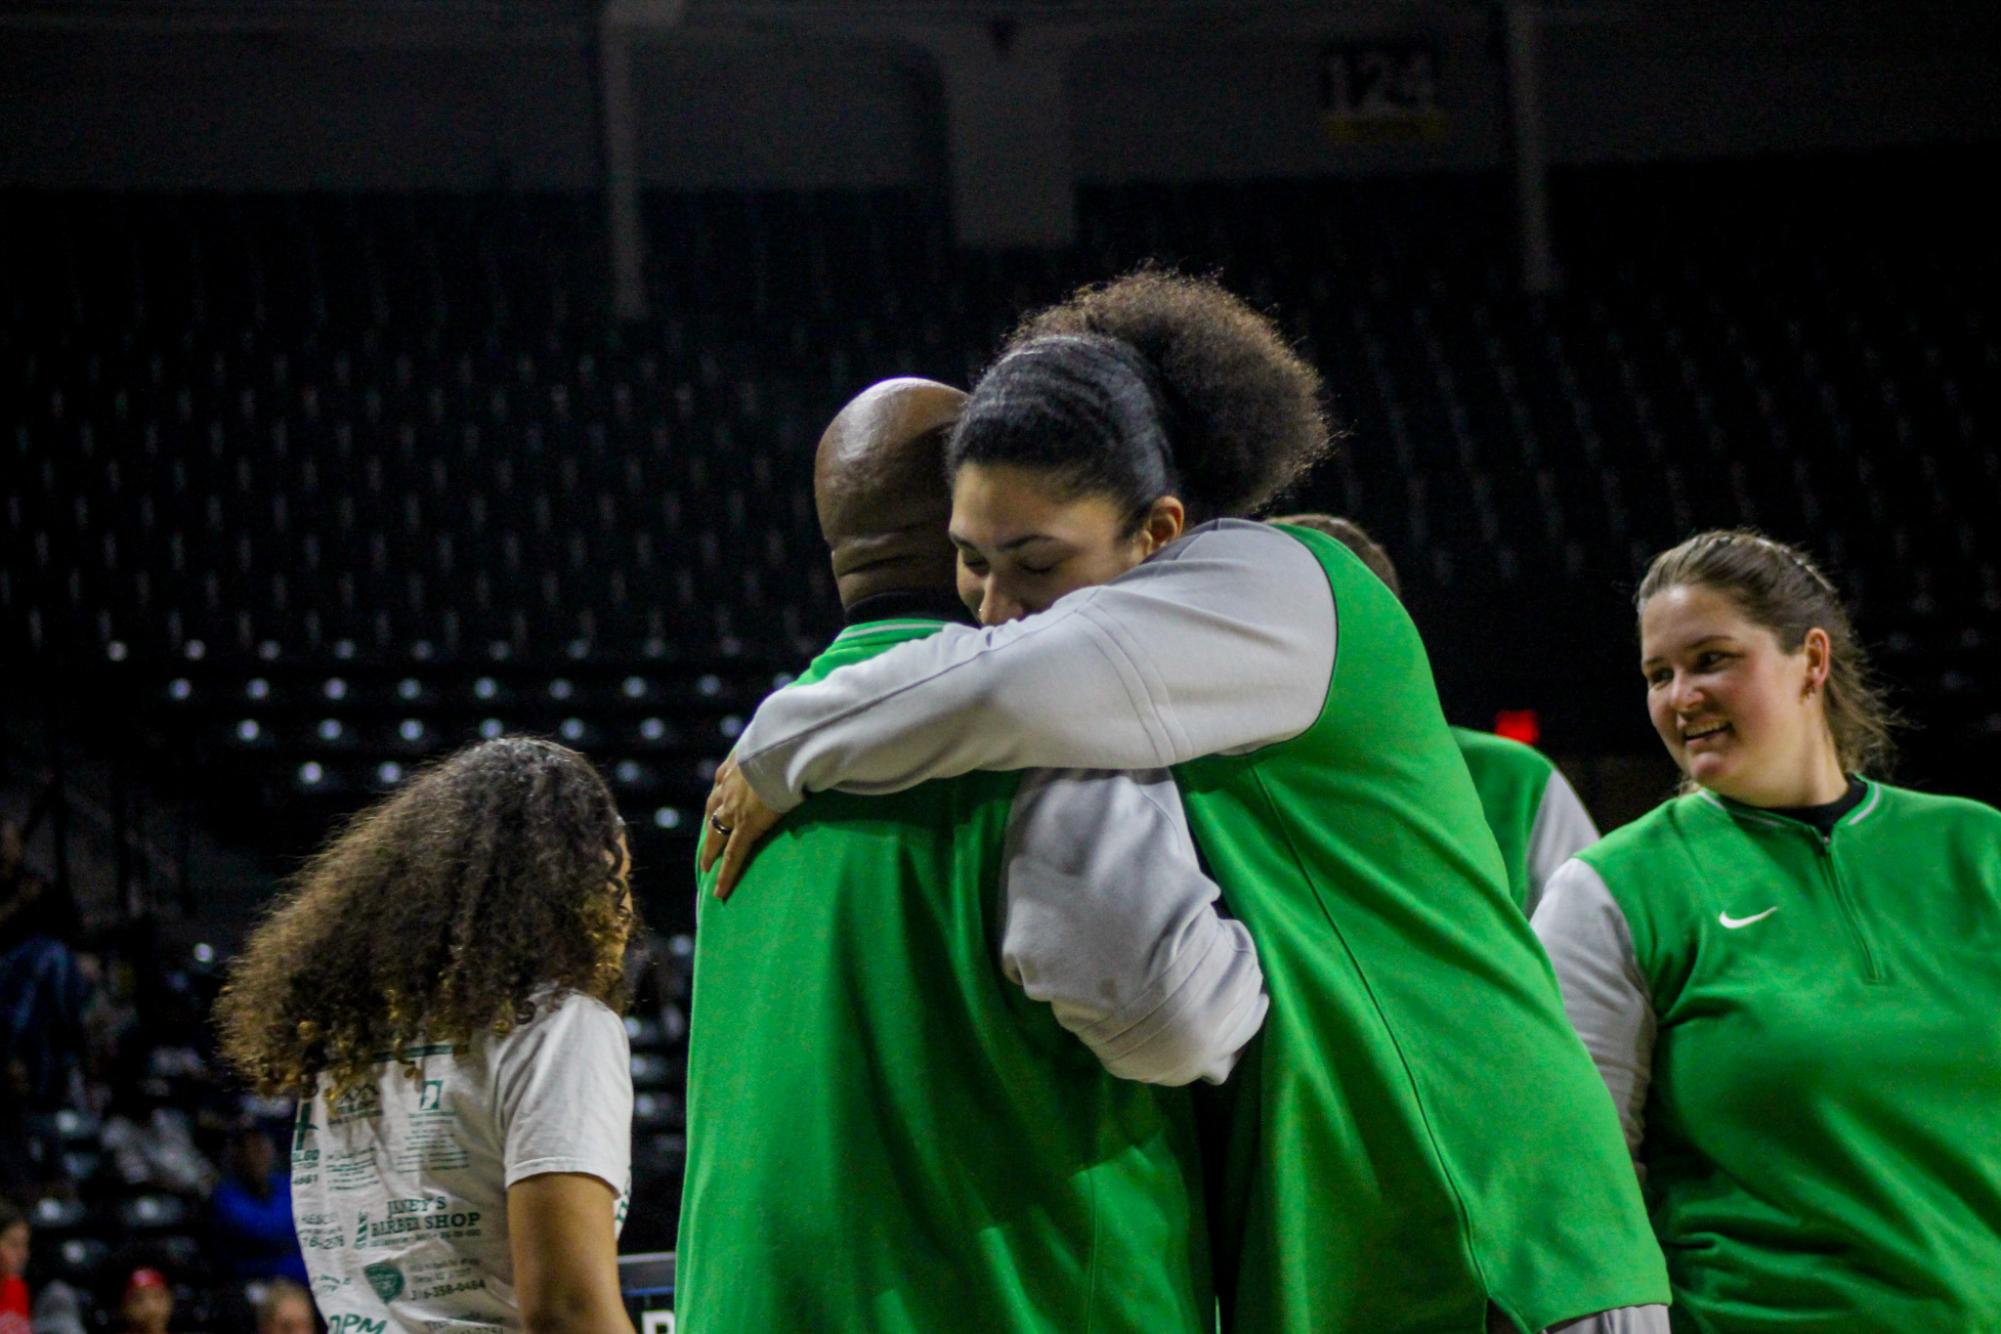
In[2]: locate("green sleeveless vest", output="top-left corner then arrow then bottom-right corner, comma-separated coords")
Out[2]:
1174,528 -> 1668,1333
678,619 -> 1214,1334
1452,726 -> 1561,914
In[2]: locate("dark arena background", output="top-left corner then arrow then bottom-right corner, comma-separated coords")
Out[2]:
1,0 -> 1996,1327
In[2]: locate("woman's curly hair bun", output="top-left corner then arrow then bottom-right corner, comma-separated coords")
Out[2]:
1010,268 -> 1333,517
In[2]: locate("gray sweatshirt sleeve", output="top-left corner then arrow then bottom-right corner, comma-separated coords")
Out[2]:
1531,858 -> 1654,1169
1000,768 -> 1268,1086
734,519 -> 1336,813
1522,768 -> 1602,917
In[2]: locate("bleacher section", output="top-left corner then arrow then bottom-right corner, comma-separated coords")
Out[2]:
5,154 -> 1997,924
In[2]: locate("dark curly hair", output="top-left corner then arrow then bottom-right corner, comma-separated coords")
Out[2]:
216,737 -> 636,1098
948,269 -> 1332,526
1638,529 -> 1899,778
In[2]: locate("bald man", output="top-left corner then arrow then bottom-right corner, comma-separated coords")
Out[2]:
812,377 -> 965,617
675,380 -> 1263,1333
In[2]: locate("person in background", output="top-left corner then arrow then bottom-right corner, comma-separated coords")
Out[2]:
217,737 -> 638,1334
253,1279 -> 316,1334
1534,529 -> 2001,1330
0,1198 -> 27,1334
208,1125 -> 307,1286
112,1268 -> 171,1334
97,1084 -> 215,1200
0,821 -> 93,1204
1273,513 -> 1600,915
29,1278 -> 87,1334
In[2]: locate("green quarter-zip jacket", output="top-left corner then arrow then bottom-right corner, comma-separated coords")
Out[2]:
732,521 -> 1671,1332
1536,781 -> 2001,1332
677,618 -> 1255,1334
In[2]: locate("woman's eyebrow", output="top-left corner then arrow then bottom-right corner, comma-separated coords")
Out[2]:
948,531 -> 1062,552
1641,634 -> 1735,669
998,533 -> 1062,552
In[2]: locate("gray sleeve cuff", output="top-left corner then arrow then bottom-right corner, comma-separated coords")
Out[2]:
1001,768 -> 1269,1086
1547,1305 -> 1671,1334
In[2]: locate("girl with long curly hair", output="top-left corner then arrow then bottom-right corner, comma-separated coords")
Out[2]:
701,270 -> 1669,1332
218,736 -> 638,1334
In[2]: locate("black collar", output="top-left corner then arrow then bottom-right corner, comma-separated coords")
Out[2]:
1765,776 -> 1868,838
842,589 -> 977,628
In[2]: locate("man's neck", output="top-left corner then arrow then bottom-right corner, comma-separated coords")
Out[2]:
842,589 -> 976,627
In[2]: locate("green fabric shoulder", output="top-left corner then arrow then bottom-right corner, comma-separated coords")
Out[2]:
1864,781 -> 2001,839
1577,781 -> 2001,996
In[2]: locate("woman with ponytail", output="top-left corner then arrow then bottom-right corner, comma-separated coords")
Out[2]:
703,272 -> 1669,1333
1533,531 -> 2001,1331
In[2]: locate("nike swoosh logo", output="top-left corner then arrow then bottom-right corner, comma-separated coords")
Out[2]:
1719,907 -> 1779,929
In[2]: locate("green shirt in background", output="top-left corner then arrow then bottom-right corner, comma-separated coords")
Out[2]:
1453,726 -> 1555,913
1576,782 -> 2001,1332
1451,726 -> 1599,916
676,619 -> 1214,1334
1175,526 -> 1669,1333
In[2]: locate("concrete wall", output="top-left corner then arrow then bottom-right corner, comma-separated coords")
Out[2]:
1,3 -> 1994,192
0,28 -> 936,191
632,36 -> 941,189
1545,1 -> 2001,162
0,30 -> 600,189
1069,19 -> 1506,183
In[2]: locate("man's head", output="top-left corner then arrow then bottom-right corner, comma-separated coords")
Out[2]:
118,1267 -> 173,1334
814,378 -> 968,611
0,1196 -> 27,1280
255,1279 -> 316,1334
225,1124 -> 277,1187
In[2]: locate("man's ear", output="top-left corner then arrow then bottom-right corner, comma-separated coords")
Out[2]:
1138,495 -> 1187,556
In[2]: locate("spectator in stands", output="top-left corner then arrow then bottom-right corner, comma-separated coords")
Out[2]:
703,271 -> 1669,1332
1533,529 -> 2001,1330
0,1197 -> 27,1334
0,820 -> 91,1116
1272,512 -> 1600,915
29,1279 -> 86,1334
0,823 -> 93,1204
98,1083 -> 216,1199
112,1268 -> 171,1334
253,1279 -> 315,1334
207,1124 -> 307,1286
217,738 -> 637,1334
677,379 -> 1260,1331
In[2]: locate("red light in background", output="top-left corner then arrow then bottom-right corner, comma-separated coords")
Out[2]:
1494,708 -> 1541,746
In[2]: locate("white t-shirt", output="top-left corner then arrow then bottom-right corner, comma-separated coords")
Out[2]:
291,992 -> 633,1333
